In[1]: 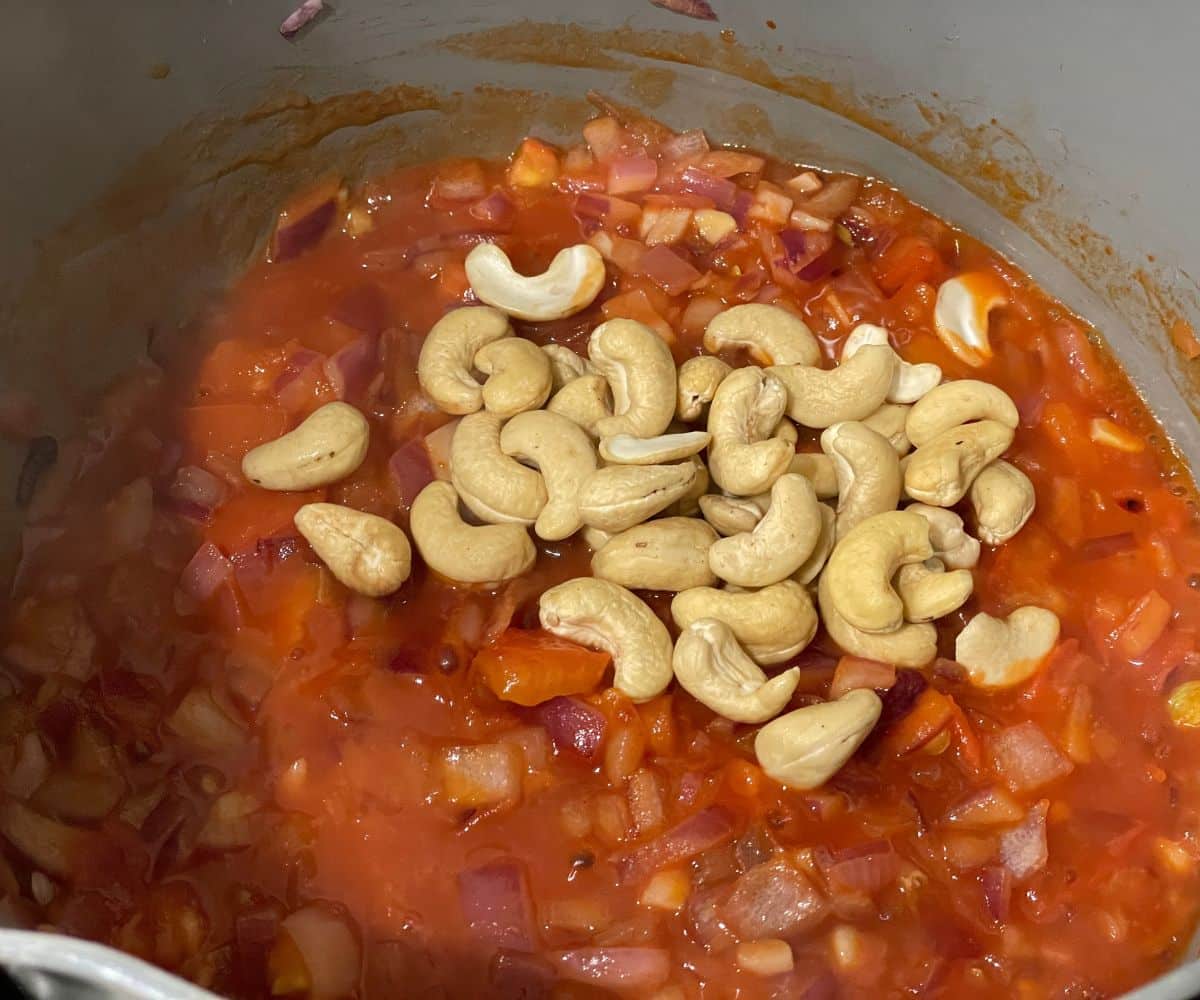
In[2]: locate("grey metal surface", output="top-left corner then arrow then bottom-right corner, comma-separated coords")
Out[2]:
0,1 -> 1198,997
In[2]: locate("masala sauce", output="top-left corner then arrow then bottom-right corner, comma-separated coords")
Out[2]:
5,116 -> 1200,999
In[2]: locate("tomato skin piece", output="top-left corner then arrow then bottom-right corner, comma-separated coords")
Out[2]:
474,629 -> 611,707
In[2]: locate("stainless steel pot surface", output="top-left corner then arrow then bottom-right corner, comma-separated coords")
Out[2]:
1,1 -> 1198,996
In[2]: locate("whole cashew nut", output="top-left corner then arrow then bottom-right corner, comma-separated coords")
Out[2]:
704,304 -> 821,366
677,355 -> 731,422
904,420 -> 1015,507
542,344 -> 594,389
577,462 -> 698,533
547,373 -> 612,438
410,481 -> 536,584
709,474 -> 823,587
754,689 -> 882,790
788,453 -> 838,500
841,323 -> 941,404
699,493 -> 768,537
895,559 -> 974,623
793,503 -> 836,586
465,243 -> 606,322
417,306 -> 512,415
707,366 -> 794,497
671,580 -> 817,665
673,619 -> 801,723
450,412 -> 548,525
862,403 -> 912,456
669,456 -> 709,517
905,504 -> 981,570
821,510 -> 933,634
242,401 -> 369,491
818,573 -> 938,667
600,430 -> 711,465
500,410 -> 597,541
589,319 -> 677,439
474,337 -> 553,417
905,380 -> 1019,448
820,422 -> 902,541
294,503 -> 412,598
582,526 -> 613,550
769,344 -> 896,429
955,606 -> 1060,689
592,517 -> 718,591
969,460 -> 1036,546
539,578 -> 673,702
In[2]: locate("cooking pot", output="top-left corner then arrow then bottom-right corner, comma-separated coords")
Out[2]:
1,1 -> 1198,996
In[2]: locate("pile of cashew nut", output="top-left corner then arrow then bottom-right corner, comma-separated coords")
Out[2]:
239,242 -> 1059,791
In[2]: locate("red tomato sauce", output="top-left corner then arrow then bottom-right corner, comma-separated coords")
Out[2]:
4,114 -> 1200,999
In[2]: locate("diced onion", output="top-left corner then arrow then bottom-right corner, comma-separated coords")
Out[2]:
280,0 -> 324,38
999,800 -> 1050,880
615,807 -> 735,884
549,947 -> 671,991
533,696 -> 607,761
280,904 -> 361,1000
180,542 -> 233,602
736,938 -> 794,976
457,858 -> 537,951
607,156 -> 659,196
989,722 -> 1073,793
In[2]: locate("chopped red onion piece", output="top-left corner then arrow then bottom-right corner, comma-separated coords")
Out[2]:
607,156 -> 659,196
614,806 -> 735,883
273,198 -> 336,261
532,696 -> 607,760
780,228 -> 808,262
168,465 -> 227,512
650,0 -> 718,20
989,722 -> 1074,792
796,252 -> 835,282
470,189 -> 518,228
549,947 -> 671,991
944,785 -> 1024,827
280,0 -> 324,38
180,542 -> 233,602
660,129 -> 710,162
729,189 -> 755,227
829,657 -> 897,700
875,669 -> 929,732
821,840 -> 901,894
999,800 -> 1050,881
637,244 -> 702,296
981,865 -> 1012,923
677,167 -> 738,211
490,950 -> 555,995
361,232 -> 497,271
388,440 -> 435,510
1080,532 -> 1137,561
280,904 -> 361,1000
722,859 -> 827,939
324,335 -> 378,401
457,858 -> 537,952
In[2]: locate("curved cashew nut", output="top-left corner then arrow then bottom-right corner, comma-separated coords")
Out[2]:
547,373 -> 611,438
417,306 -> 512,415
600,430 -> 711,465
474,337 -> 553,417
410,481 -> 536,584
969,460 -> 1036,545
539,578 -> 673,702
450,412 -> 547,525
577,462 -> 698,533
773,419 -> 798,448
933,272 -> 1008,367
709,474 -> 823,587
677,355 -> 731,422
465,243 -> 606,322
904,420 -> 1014,507
582,526 -> 613,550
955,606 -> 1060,689
704,304 -> 821,366
820,422 -> 902,541
905,380 -> 1019,448
793,502 -> 836,586
242,401 -> 369,491
707,366 -> 794,497
673,619 -> 801,723
905,504 -> 981,570
895,560 -> 974,623
788,453 -> 838,500
821,510 -> 933,634
841,324 -> 941,404
294,503 -> 411,598
755,689 -> 882,790
818,572 -> 938,668
500,410 -> 597,541
542,344 -> 594,389
671,580 -> 817,666
592,517 -> 718,591
769,344 -> 896,429
589,319 -> 677,439
862,403 -> 912,456
698,493 -> 768,537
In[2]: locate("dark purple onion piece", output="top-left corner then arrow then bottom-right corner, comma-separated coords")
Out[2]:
533,697 -> 607,760
273,198 -> 336,262
330,283 -> 389,335
650,0 -> 718,20
876,669 -> 929,732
